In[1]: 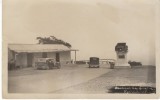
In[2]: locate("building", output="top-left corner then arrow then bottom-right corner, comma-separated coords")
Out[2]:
8,44 -> 78,68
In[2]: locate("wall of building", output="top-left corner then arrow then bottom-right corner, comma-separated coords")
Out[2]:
8,51 -> 29,68
33,53 -> 42,67
8,51 -> 72,68
60,51 -> 71,64
47,51 -> 71,64
47,52 -> 56,58
32,51 -> 71,66
8,49 -> 14,61
16,53 -> 27,67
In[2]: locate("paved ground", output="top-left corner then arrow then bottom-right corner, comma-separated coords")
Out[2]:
53,66 -> 156,94
8,64 -> 155,94
8,64 -> 111,93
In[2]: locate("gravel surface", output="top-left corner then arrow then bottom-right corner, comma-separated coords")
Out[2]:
8,64 -> 112,93
53,66 -> 156,94
8,64 -> 155,94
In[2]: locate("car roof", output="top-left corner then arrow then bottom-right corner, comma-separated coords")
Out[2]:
90,57 -> 99,58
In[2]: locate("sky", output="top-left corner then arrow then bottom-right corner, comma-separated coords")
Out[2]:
3,0 -> 157,65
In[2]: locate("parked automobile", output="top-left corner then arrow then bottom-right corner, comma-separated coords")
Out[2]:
35,58 -> 61,70
109,61 -> 115,69
128,61 -> 142,68
89,57 -> 100,68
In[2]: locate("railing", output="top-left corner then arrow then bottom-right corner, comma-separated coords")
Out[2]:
76,59 -> 116,64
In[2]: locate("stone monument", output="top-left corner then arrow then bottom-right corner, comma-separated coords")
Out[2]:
115,43 -> 131,68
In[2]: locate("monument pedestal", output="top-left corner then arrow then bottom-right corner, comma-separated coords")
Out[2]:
115,43 -> 131,68
115,62 -> 131,68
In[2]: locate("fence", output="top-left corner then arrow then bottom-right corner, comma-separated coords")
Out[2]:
75,59 -> 116,65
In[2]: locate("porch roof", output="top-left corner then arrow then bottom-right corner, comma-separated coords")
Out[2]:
8,44 -> 78,53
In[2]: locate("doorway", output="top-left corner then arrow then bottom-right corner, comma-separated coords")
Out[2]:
56,53 -> 60,62
27,53 -> 33,67
42,52 -> 47,58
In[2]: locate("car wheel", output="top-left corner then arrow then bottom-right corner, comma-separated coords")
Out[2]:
57,66 -> 60,69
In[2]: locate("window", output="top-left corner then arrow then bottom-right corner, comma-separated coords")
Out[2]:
119,55 -> 125,59
42,52 -> 47,58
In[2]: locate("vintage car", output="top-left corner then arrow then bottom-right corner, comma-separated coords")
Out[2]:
89,57 -> 100,68
35,58 -> 61,70
128,61 -> 142,68
109,61 -> 115,69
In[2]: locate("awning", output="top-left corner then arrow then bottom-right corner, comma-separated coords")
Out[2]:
8,44 -> 78,53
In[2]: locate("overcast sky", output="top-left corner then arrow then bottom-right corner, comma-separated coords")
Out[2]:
3,0 -> 156,65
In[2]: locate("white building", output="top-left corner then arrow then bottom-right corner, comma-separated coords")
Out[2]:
8,44 -> 78,68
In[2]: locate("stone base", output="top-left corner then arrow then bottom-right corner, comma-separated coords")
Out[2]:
114,63 -> 131,68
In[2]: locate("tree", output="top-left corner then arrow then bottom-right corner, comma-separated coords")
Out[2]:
36,36 -> 72,48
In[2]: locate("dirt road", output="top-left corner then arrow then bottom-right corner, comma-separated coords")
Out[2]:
8,64 -> 155,94
53,66 -> 156,94
8,64 -> 111,93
